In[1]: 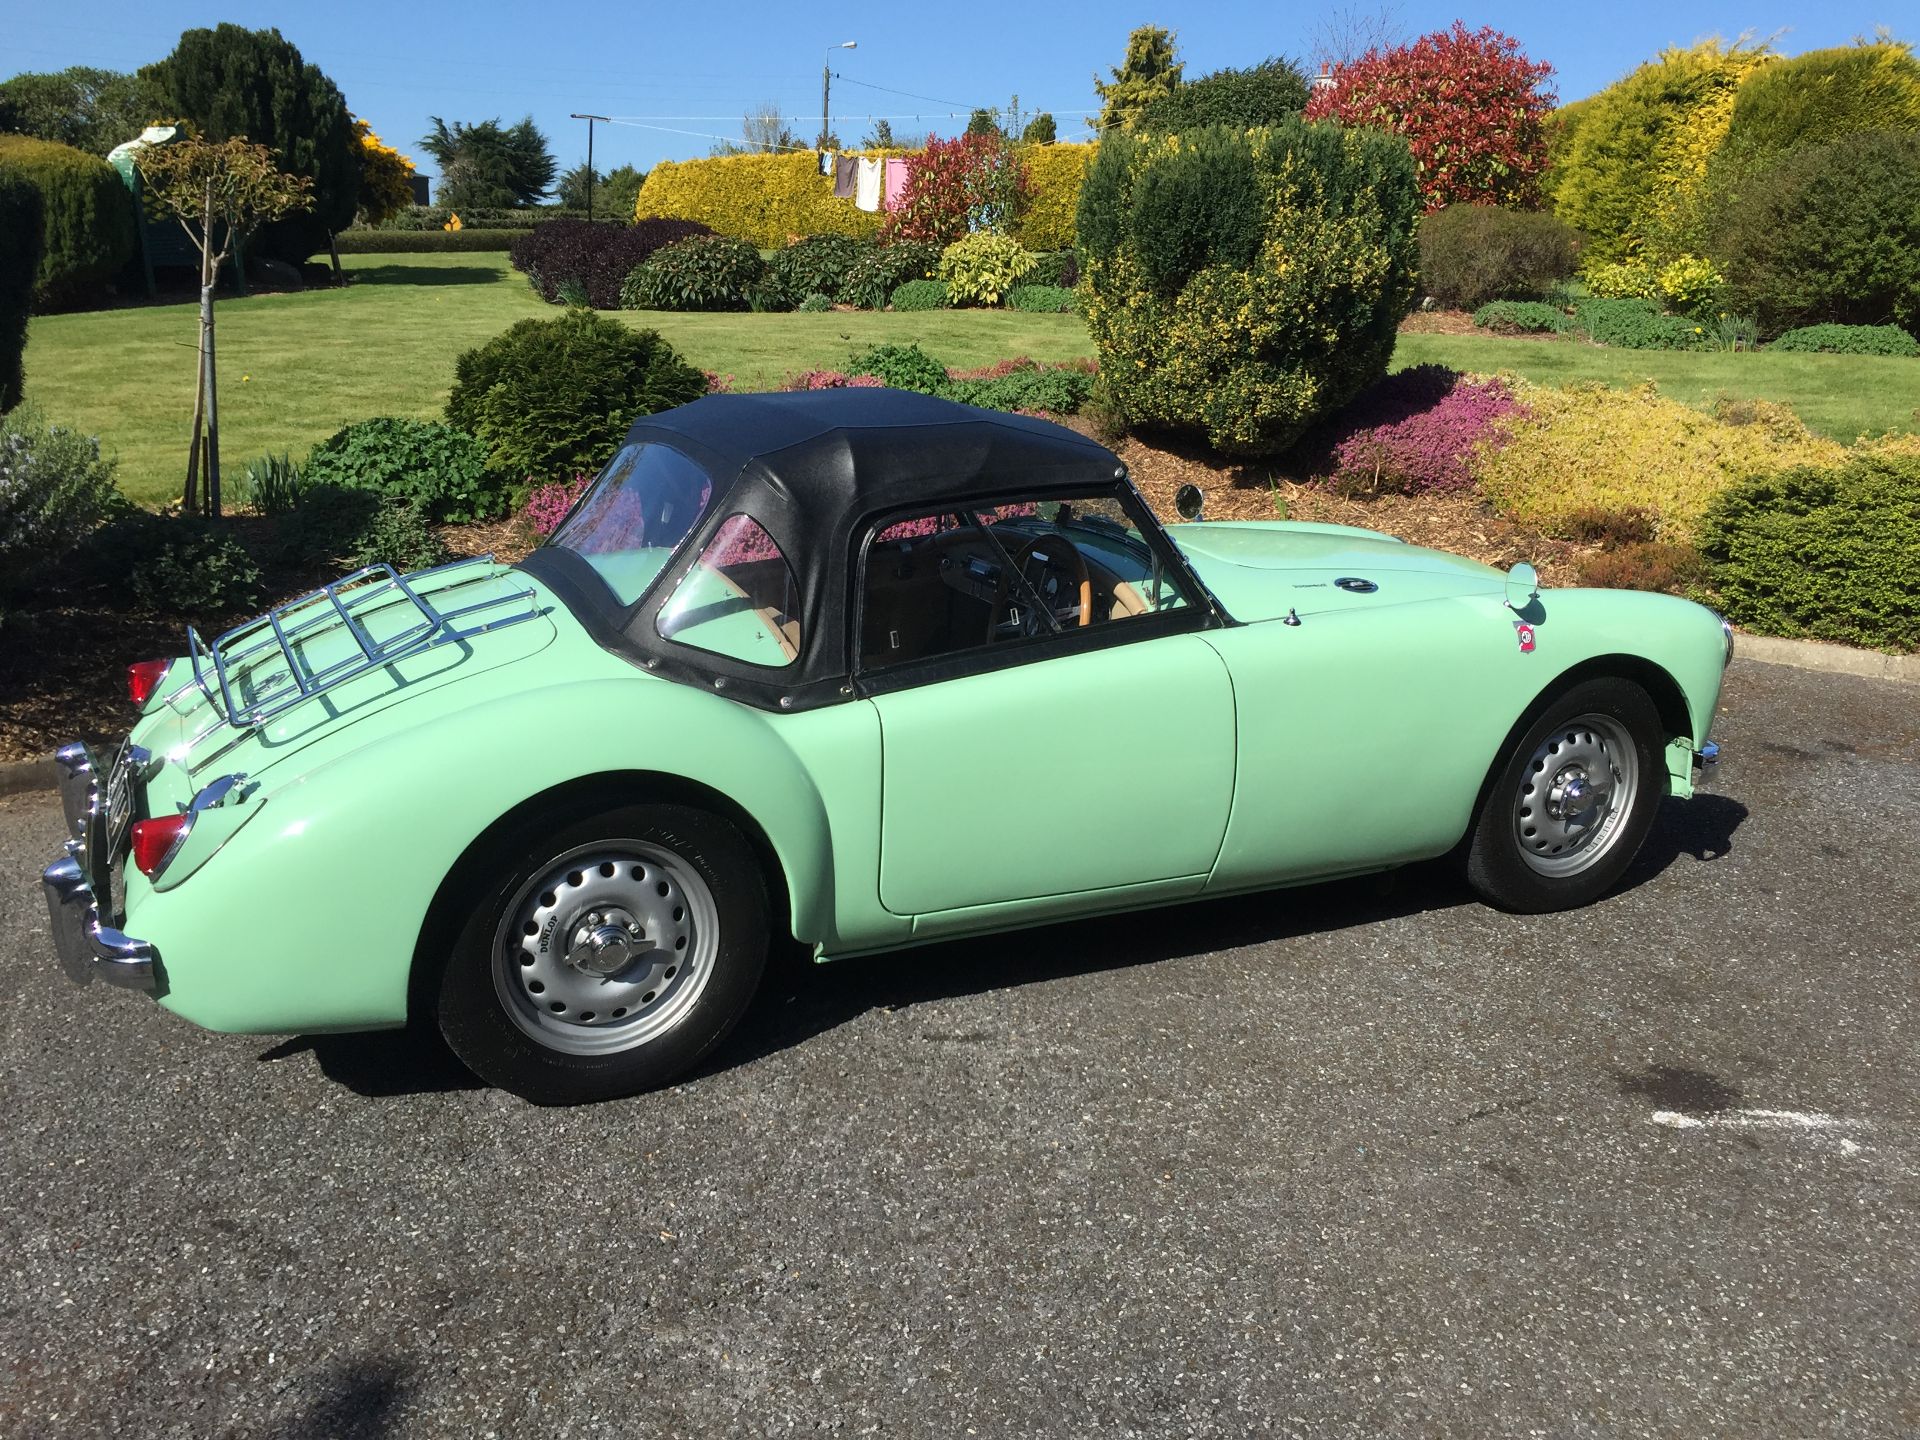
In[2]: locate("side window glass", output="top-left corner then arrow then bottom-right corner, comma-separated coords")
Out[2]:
656,515 -> 803,668
859,491 -> 1193,672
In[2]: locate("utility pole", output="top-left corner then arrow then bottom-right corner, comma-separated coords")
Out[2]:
821,41 -> 857,149
570,113 -> 610,219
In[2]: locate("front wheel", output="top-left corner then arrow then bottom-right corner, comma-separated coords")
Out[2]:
1465,677 -> 1666,914
438,803 -> 769,1104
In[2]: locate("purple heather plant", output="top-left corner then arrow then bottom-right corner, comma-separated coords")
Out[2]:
522,476 -> 590,536
1325,365 -> 1526,496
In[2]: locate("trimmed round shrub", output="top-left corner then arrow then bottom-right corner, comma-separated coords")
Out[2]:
764,234 -> 869,308
1569,297 -> 1708,351
620,234 -> 765,311
1707,130 -> 1920,334
0,175 -> 42,411
889,277 -> 948,311
509,217 -> 715,308
1418,204 -> 1580,309
1770,324 -> 1919,357
938,232 -> 1035,306
447,310 -> 707,481
0,404 -> 119,595
796,292 -> 832,313
1078,119 -> 1420,456
1007,284 -> 1077,313
1700,445 -> 1920,651
1476,381 -> 1842,544
0,134 -> 136,310
847,343 -> 949,394
843,240 -> 940,309
1472,300 -> 1568,335
302,417 -> 499,522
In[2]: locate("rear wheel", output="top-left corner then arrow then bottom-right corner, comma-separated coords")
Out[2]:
1465,677 -> 1665,913
438,803 -> 768,1104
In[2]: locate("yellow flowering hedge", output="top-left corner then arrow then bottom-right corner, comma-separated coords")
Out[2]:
634,151 -> 905,248
634,143 -> 1094,253
1476,381 -> 1842,544
1015,142 -> 1094,251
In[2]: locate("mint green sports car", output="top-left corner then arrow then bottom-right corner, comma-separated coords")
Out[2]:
44,390 -> 1731,1104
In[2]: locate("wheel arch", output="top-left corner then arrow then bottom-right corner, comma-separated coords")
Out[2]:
408,769 -> 798,1025
1460,654 -> 1692,848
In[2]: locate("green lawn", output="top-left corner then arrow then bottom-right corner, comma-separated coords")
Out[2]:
21,251 -> 1919,507
1394,332 -> 1920,445
21,253 -> 1094,507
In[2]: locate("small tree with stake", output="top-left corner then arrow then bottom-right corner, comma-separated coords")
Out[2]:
135,136 -> 309,516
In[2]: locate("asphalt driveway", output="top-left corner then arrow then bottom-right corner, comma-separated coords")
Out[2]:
1,657 -> 1915,1438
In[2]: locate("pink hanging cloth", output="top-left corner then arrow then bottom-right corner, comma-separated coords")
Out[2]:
882,156 -> 911,212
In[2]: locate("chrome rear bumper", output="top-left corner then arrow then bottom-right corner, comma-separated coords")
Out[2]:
42,741 -> 158,992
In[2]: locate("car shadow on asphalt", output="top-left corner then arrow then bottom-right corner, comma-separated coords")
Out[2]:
273,792 -> 1748,1099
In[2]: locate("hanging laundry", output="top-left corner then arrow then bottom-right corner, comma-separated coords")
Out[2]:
854,156 -> 882,213
882,156 -> 911,211
819,151 -> 833,178
833,155 -> 858,199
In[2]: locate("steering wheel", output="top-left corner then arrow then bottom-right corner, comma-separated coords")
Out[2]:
1007,534 -> 1092,636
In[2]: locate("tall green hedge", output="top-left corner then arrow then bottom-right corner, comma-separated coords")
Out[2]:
1077,119 -> 1419,456
1708,130 -> 1920,334
0,176 -> 44,410
0,134 -> 137,310
1723,42 -> 1920,156
1700,446 -> 1920,652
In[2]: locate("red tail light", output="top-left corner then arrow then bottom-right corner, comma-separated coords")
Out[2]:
130,813 -> 191,877
127,659 -> 172,706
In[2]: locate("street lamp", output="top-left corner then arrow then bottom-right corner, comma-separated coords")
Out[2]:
821,41 -> 857,149
570,113 -> 610,219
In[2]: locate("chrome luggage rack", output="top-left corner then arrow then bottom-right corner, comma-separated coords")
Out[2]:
186,556 -> 538,729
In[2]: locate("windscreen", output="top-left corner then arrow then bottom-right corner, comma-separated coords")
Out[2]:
547,442 -> 717,606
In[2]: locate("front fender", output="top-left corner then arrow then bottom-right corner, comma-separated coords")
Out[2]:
131,674 -> 843,1034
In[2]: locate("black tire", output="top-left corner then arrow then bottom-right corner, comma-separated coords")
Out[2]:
437,802 -> 769,1105
1465,677 -> 1666,914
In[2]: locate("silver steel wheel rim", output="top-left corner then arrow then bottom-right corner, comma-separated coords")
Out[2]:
1513,712 -> 1640,878
491,841 -> 719,1057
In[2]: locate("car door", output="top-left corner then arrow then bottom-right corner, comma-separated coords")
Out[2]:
855,490 -> 1237,919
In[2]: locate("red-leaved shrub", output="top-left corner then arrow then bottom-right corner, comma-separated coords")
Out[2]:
1324,365 -> 1526,495
1304,23 -> 1555,212
780,369 -> 884,390
882,135 -> 1029,247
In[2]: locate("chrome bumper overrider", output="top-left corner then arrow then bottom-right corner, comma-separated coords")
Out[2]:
41,741 -> 158,992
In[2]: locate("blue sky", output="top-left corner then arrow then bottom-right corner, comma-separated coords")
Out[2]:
7,2 -> 1917,182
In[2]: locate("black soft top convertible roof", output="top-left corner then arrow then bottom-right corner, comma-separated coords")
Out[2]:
525,388 -> 1188,712
623,388 -> 1123,535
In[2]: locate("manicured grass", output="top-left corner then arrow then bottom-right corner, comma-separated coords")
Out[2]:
21,251 -> 1917,507
1393,333 -> 1920,445
21,253 -> 1093,507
